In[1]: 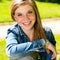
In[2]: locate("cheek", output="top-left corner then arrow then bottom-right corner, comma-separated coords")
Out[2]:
16,18 -> 24,23
32,13 -> 36,19
31,15 -> 36,21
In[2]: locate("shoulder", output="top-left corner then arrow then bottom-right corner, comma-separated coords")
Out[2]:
43,26 -> 56,46
43,26 -> 53,38
7,23 -> 19,35
43,26 -> 52,33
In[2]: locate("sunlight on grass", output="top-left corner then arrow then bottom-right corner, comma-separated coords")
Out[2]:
54,34 -> 60,60
0,1 -> 13,23
54,34 -> 60,52
0,39 -> 9,60
36,1 -> 60,18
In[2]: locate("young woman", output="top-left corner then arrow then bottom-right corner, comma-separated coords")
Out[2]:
6,0 -> 56,60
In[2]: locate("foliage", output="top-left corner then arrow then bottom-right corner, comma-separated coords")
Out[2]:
36,0 -> 60,3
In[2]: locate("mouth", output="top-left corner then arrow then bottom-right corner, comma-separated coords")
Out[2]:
23,21 -> 31,26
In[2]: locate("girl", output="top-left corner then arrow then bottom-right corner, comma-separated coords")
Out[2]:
6,0 -> 56,60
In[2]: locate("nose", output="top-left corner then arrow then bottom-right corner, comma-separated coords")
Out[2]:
24,14 -> 30,21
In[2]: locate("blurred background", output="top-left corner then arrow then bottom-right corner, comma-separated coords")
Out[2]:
0,0 -> 60,60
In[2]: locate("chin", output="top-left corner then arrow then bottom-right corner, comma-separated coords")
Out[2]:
23,27 -> 33,31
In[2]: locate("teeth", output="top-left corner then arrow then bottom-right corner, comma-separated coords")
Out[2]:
23,22 -> 30,25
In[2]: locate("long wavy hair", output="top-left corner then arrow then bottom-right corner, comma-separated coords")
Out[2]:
10,0 -> 46,40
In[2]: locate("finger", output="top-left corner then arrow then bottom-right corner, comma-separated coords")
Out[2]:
46,49 -> 50,54
51,52 -> 56,60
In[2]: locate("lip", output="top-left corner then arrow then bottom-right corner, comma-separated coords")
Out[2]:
23,21 -> 31,26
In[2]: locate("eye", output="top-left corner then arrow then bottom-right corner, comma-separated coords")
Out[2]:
17,13 -> 22,16
28,11 -> 33,14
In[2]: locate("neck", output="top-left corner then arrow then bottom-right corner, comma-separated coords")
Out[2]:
23,28 -> 34,41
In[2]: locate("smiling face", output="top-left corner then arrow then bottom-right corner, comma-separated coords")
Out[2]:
14,4 -> 36,31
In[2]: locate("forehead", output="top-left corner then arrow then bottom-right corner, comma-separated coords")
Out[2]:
15,4 -> 34,13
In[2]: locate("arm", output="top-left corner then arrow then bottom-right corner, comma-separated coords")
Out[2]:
39,38 -> 57,60
43,27 -> 56,59
45,39 -> 57,60
6,29 -> 45,58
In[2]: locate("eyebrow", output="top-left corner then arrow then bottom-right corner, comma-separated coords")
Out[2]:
16,9 -> 34,13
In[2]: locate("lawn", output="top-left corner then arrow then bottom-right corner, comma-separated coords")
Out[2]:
0,34 -> 60,60
0,1 -> 60,23
0,40 -> 9,60
0,1 -> 13,23
55,35 -> 60,52
36,1 -> 60,18
54,34 -> 60,60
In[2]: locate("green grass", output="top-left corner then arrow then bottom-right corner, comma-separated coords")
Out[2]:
0,34 -> 60,60
54,34 -> 60,60
36,1 -> 60,18
0,1 -> 13,23
0,1 -> 60,23
54,34 -> 60,52
0,39 -> 9,60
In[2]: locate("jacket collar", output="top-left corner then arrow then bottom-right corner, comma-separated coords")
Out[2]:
18,24 -> 26,36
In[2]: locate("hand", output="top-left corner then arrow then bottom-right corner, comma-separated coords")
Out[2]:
46,41 -> 57,60
40,39 -> 57,59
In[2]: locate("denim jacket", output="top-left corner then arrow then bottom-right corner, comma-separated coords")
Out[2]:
6,23 -> 56,60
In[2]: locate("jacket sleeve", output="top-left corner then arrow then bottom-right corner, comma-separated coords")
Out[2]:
6,28 -> 45,58
44,27 -> 56,46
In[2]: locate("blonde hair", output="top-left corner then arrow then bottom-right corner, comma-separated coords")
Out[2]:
10,0 -> 46,40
